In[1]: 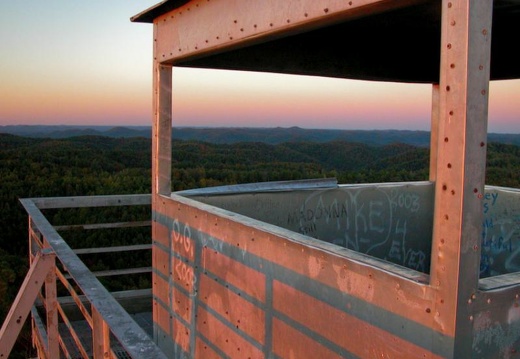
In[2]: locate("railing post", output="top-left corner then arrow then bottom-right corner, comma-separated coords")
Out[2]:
92,306 -> 111,359
45,266 -> 59,358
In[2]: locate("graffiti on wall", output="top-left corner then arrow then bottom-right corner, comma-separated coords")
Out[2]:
480,188 -> 520,277
191,183 -> 520,277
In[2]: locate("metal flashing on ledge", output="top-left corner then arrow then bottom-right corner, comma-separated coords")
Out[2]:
177,177 -> 338,196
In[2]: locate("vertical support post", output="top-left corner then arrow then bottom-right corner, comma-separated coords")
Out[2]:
151,21 -> 173,351
92,307 -> 111,359
429,84 -> 440,181
430,0 -> 492,356
152,23 -> 173,196
45,267 -> 59,358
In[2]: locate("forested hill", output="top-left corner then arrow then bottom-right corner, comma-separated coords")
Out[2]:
2,125 -> 520,147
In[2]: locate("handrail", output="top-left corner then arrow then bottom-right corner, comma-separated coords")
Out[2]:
29,193 -> 151,209
54,220 -> 151,231
20,196 -> 167,359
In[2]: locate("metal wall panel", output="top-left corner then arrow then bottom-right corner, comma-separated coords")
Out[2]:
152,194 -> 446,358
152,184 -> 520,358
190,182 -> 435,274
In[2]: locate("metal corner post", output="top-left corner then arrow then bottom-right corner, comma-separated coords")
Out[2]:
152,19 -> 173,197
430,0 -> 493,356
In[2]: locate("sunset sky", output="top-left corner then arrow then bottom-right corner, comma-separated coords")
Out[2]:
1,1 -> 518,133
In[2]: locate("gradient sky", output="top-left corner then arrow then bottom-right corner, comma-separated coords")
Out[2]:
1,1 -> 518,133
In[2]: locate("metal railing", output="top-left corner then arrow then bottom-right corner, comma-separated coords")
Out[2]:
0,194 -> 166,359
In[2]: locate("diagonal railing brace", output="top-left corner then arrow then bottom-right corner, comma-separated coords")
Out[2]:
0,249 -> 56,358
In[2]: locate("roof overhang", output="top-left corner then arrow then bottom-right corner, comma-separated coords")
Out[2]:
132,0 -> 520,83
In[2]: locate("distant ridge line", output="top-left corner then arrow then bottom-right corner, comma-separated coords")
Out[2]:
1,125 -> 520,147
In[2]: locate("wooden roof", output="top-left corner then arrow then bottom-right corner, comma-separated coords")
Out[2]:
132,0 -> 520,83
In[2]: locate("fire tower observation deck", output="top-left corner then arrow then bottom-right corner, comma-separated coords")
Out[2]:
2,0 -> 520,358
